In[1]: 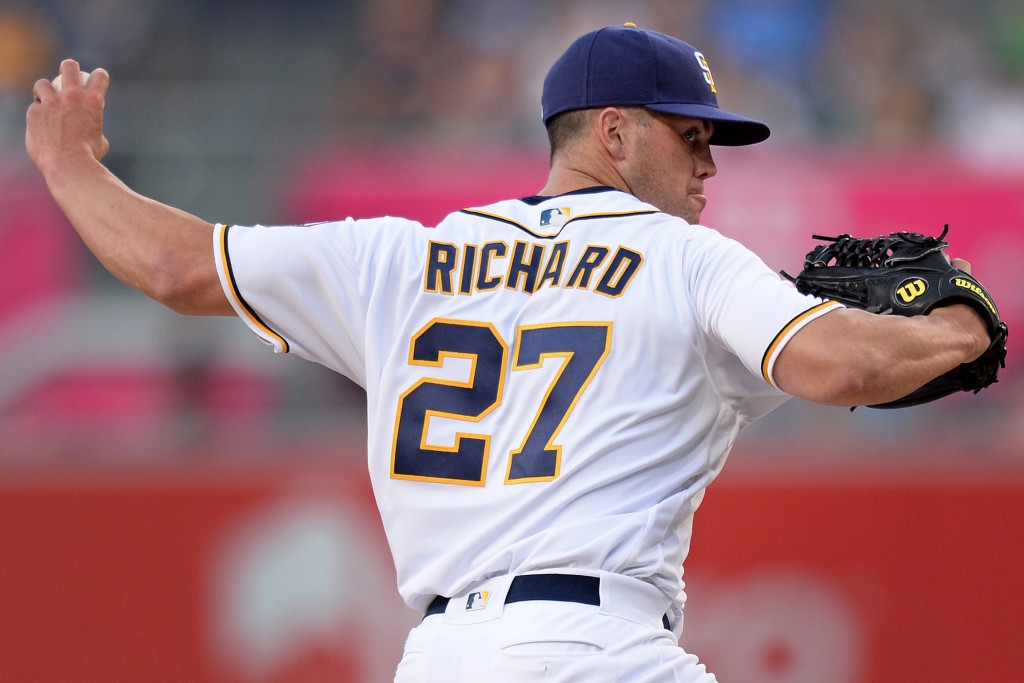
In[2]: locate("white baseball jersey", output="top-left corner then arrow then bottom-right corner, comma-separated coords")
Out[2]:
214,187 -> 839,617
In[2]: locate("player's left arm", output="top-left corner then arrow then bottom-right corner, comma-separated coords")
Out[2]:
26,60 -> 231,316
773,295 -> 989,407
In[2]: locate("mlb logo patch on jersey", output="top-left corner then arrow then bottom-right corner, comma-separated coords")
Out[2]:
465,591 -> 490,611
540,207 -> 571,227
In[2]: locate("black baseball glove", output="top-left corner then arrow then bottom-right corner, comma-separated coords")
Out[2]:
784,225 -> 1008,409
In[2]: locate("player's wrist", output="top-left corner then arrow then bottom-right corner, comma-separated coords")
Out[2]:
928,304 -> 990,362
39,151 -> 106,193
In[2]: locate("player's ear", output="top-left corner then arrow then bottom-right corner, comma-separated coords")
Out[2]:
596,107 -> 628,160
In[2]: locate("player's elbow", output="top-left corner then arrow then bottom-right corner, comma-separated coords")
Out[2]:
145,267 -> 194,312
145,256 -> 228,316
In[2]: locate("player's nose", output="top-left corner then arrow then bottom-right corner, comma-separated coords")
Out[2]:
695,148 -> 717,179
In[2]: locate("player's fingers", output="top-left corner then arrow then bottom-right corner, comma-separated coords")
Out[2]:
950,257 -> 972,274
58,59 -> 84,89
32,77 -> 56,104
87,67 -> 110,94
84,68 -> 110,110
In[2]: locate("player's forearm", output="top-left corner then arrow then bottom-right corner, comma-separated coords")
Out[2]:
27,61 -> 230,316
845,309 -> 986,405
776,306 -> 988,406
42,156 -> 230,315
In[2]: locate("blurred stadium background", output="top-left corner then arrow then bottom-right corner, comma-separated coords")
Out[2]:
1,0 -> 1022,681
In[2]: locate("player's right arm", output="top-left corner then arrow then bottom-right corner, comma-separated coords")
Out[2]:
25,60 -> 231,316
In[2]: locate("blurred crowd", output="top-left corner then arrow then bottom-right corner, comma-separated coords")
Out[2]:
1,0 -> 1023,461
3,0 -> 1024,150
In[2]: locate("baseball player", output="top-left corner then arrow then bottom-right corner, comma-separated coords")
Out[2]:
27,24 -> 991,683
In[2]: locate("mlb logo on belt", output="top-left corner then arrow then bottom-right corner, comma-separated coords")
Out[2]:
465,591 -> 490,611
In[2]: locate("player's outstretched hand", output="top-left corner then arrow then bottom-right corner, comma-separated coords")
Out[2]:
26,59 -> 111,178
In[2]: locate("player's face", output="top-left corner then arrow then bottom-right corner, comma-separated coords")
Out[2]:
622,112 -> 717,223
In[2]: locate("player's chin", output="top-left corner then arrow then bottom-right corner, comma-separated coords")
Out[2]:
679,195 -> 706,223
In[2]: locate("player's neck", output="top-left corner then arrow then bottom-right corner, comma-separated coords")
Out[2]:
536,165 -> 623,198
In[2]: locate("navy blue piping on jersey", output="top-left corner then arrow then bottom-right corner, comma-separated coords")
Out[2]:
459,205 -> 660,240
518,185 -> 625,206
220,225 -> 290,353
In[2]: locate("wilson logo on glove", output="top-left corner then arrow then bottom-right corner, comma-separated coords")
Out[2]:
896,278 -> 928,304
953,277 -> 997,317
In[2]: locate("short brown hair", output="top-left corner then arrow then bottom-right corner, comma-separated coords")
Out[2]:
545,107 -> 655,163
545,109 -> 595,160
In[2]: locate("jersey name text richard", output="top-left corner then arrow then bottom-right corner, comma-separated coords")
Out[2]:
424,239 -> 644,297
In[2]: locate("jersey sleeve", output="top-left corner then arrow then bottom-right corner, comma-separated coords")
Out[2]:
213,218 -> 423,386
684,227 -> 842,391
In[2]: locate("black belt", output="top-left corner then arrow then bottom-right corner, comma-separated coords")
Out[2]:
424,573 -> 671,630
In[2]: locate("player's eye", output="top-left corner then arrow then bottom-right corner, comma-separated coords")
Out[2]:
680,121 -> 712,145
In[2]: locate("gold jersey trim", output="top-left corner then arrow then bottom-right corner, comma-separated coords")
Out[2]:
760,301 -> 843,387
218,224 -> 290,353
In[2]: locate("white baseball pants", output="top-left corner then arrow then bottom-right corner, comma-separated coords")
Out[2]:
393,571 -> 718,682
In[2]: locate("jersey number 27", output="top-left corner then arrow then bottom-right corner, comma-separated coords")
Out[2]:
391,319 -> 611,486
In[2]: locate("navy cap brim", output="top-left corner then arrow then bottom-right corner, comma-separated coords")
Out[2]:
645,102 -> 770,146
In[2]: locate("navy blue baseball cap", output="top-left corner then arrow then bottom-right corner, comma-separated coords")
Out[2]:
542,24 -> 770,146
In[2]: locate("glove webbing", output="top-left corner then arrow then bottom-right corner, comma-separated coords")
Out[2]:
805,225 -> 949,269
